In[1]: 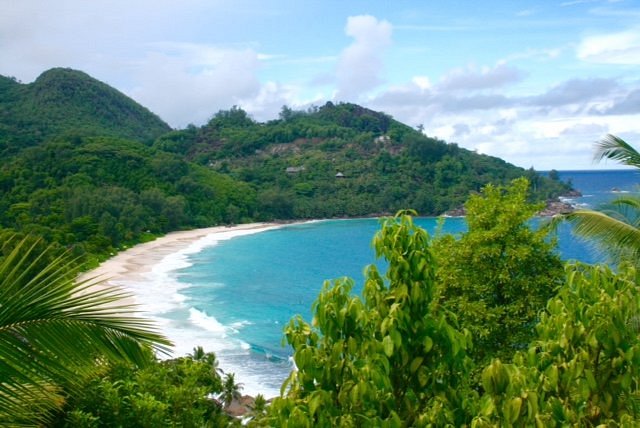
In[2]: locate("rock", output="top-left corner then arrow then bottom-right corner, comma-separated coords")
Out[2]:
562,189 -> 583,198
443,207 -> 466,217
538,200 -> 574,217
225,395 -> 256,417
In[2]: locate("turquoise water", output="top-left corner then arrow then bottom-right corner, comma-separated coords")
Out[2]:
149,170 -> 638,397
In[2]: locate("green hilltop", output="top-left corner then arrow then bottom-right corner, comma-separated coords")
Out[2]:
0,68 -> 170,154
0,68 -> 571,261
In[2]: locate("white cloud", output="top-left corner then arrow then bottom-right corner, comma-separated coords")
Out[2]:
439,63 -> 525,91
560,122 -> 608,137
577,29 -> 640,64
335,15 -> 392,101
237,81 -> 316,122
0,0 -> 191,82
2,2 -> 638,170
411,76 -> 432,90
600,89 -> 640,115
129,45 -> 261,127
366,57 -> 640,169
529,78 -> 618,106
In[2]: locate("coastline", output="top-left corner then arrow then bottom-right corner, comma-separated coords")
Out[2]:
77,221 -> 302,398
78,222 -> 282,288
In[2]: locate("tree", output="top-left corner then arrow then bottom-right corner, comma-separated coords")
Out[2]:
189,345 -> 223,379
433,178 -> 565,373
266,213 -> 473,426
474,262 -> 640,426
188,345 -> 206,361
56,349 -> 229,427
0,236 -> 171,426
564,135 -> 640,265
250,394 -> 267,419
221,373 -> 243,407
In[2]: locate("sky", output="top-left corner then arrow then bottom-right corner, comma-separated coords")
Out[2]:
1,0 -> 639,170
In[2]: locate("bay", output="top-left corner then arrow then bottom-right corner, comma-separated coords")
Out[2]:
166,169 -> 638,397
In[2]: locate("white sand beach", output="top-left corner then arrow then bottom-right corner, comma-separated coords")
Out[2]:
78,221 -> 303,398
78,222 -> 280,289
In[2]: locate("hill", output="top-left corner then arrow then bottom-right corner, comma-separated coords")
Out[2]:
0,69 -> 572,261
153,103 -> 571,219
0,68 -> 171,155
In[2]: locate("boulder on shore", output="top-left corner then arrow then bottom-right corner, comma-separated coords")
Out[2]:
225,395 -> 256,417
538,200 -> 574,217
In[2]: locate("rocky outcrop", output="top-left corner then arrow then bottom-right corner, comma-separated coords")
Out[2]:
225,395 -> 256,417
538,200 -> 575,217
443,198 -> 576,218
442,207 -> 466,217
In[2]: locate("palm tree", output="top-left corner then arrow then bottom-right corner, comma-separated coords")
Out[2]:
189,345 -> 223,378
0,237 -> 172,426
564,135 -> 640,264
188,345 -> 207,361
221,372 -> 243,407
251,393 -> 267,417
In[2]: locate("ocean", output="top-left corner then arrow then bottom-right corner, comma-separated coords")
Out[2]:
135,169 -> 638,398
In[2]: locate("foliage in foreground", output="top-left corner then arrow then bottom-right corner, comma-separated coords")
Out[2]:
266,214 -> 474,427
53,348 -> 237,428
0,237 -> 172,426
434,177 -> 564,373
262,187 -> 640,426
475,262 -> 640,426
59,209 -> 639,427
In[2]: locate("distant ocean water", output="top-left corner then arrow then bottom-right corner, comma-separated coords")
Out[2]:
137,169 -> 638,397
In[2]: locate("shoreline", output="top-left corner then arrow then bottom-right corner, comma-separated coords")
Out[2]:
78,221 -> 306,398
78,222 -> 283,288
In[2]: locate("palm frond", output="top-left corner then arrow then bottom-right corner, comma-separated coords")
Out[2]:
0,382 -> 64,426
604,196 -> 640,228
594,134 -> 640,169
565,209 -> 640,263
0,237 -> 173,425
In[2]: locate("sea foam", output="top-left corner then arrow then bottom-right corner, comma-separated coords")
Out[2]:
116,224 -> 287,398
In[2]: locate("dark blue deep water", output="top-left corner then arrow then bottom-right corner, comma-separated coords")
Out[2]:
155,170 -> 639,396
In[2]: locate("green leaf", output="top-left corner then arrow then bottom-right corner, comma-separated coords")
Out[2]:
409,357 -> 423,374
382,335 -> 394,357
309,392 -> 323,417
585,369 -> 596,390
0,236 -> 171,425
508,397 -> 522,423
423,336 -> 433,353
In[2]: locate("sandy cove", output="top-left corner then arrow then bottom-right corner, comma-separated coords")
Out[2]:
78,222 -> 283,308
77,221 -> 294,400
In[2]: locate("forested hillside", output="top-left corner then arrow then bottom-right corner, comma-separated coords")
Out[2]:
6,69 -> 634,427
0,68 -> 571,262
155,103 -> 570,218
0,68 -> 170,154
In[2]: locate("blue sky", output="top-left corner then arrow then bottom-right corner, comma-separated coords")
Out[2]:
1,0 -> 639,170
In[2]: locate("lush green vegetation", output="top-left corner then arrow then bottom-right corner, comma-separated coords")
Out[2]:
0,69 -> 571,265
262,181 -> 640,427
266,213 -> 473,426
0,68 -> 170,154
433,178 -> 564,374
3,180 -> 638,425
50,347 -> 244,427
3,68 -> 610,426
0,135 -> 256,265
163,103 -> 570,220
0,237 -> 171,426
